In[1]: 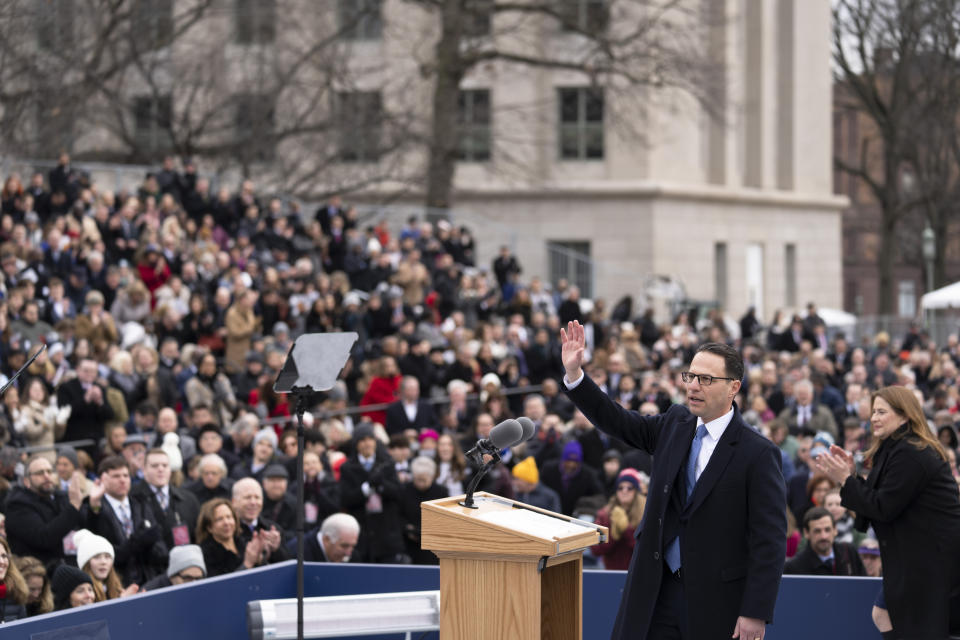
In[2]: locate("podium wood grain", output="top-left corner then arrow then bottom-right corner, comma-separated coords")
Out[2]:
422,493 -> 601,640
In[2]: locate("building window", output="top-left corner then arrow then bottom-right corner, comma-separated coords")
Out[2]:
898,280 -> 916,318
235,0 -> 275,44
134,94 -> 173,155
785,243 -> 797,307
464,0 -> 493,37
234,93 -> 275,162
714,242 -> 728,307
558,0 -> 608,33
133,0 -> 174,49
37,0 -> 74,50
335,91 -> 383,163
548,241 -> 592,299
338,0 -> 382,40
457,89 -> 491,162
558,87 -> 604,160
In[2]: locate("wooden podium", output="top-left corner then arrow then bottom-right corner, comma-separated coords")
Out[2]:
421,491 -> 607,640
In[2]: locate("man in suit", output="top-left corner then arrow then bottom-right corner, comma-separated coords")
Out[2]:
290,513 -> 361,563
561,321 -> 786,640
132,449 -> 201,548
384,376 -> 436,436
784,507 -> 866,576
57,358 -> 115,458
777,379 -> 838,439
85,456 -> 166,586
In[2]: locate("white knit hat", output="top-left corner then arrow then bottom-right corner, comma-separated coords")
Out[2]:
162,432 -> 184,472
166,544 -> 206,579
74,529 -> 114,572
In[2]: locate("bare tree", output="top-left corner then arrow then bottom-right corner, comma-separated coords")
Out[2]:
832,0 -> 960,312
412,0 -> 724,209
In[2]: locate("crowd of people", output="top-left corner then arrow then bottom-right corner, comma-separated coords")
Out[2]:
0,154 -> 950,626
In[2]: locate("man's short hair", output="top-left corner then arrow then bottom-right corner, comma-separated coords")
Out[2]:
98,455 -> 130,475
411,456 -> 437,478
802,506 -> 835,531
695,342 -> 744,382
321,513 -> 360,543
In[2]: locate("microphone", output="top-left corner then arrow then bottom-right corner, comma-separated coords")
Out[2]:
466,419 -> 523,462
460,418 -> 523,509
516,417 -> 536,443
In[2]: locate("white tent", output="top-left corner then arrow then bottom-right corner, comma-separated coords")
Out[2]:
921,281 -> 960,310
816,307 -> 858,328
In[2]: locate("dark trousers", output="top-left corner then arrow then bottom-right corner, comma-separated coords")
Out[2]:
648,563 -> 687,640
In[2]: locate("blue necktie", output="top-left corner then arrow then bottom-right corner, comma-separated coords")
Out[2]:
665,424 -> 709,572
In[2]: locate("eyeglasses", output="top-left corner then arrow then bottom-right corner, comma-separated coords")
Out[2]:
681,372 -> 736,386
28,469 -> 54,476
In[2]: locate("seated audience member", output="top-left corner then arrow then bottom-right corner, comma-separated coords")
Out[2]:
184,454 -> 233,503
294,513 -> 361,563
51,564 -> 96,611
232,478 -> 289,565
510,456 -> 561,514
784,507 -> 866,576
261,464 -> 296,538
859,538 -> 883,578
15,556 -> 53,617
0,537 -> 27,622
591,469 -> 646,571
6,455 -> 83,566
539,441 -> 603,516
196,498 -> 267,577
142,544 -> 207,591
84,455 -> 166,586
132,448 -> 201,547
231,427 -> 278,482
399,457 -> 448,565
74,529 -> 139,601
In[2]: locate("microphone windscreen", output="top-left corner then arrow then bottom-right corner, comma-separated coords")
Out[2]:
488,419 -> 524,449
516,416 -> 536,443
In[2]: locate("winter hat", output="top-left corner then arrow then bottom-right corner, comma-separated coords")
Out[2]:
511,456 -> 539,485
418,429 -> 439,444
253,428 -> 278,450
162,432 -> 183,472
562,440 -> 583,463
263,464 -> 289,479
166,544 -> 207,579
56,446 -> 80,470
74,529 -> 114,572
52,564 -> 93,609
616,468 -> 643,492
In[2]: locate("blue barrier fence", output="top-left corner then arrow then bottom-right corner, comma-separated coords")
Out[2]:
4,560 -> 882,640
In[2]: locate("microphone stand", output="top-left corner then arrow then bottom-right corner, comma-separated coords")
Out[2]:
291,388 -> 310,640
459,451 -> 501,509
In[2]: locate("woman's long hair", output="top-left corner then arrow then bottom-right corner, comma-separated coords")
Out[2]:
82,561 -> 124,602
865,386 -> 947,463
14,555 -> 52,615
604,488 -> 646,528
0,538 -> 29,606
196,497 -> 237,543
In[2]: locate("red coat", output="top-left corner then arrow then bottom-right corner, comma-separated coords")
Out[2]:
591,506 -> 637,571
360,375 -> 401,426
138,260 -> 171,308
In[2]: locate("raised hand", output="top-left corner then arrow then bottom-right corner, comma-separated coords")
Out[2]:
560,320 -> 586,381
89,478 -> 106,510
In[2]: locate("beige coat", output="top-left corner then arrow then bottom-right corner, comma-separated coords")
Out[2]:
224,304 -> 261,373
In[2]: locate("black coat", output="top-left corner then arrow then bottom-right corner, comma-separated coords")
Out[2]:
83,495 -> 167,586
567,375 -> 786,640
56,379 -> 115,457
262,494 -> 297,539
539,459 -> 603,517
840,429 -> 960,638
783,541 -> 866,576
5,486 -> 82,567
183,478 -> 233,505
398,482 -> 448,565
200,536 -> 247,577
131,483 -> 201,547
339,454 -> 406,563
384,400 -> 437,436
0,598 -> 26,623
236,515 -> 290,565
